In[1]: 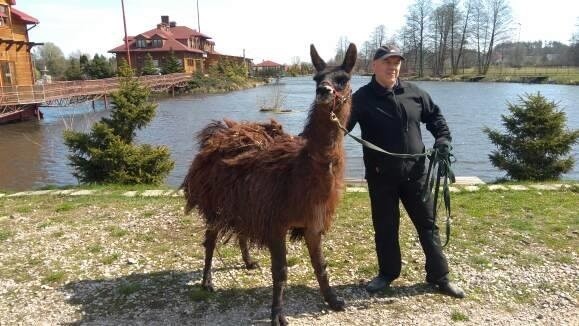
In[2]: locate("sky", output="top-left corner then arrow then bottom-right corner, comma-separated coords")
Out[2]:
15,0 -> 579,65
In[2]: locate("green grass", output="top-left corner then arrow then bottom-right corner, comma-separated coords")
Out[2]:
107,226 -> 129,238
55,202 -> 76,212
102,253 -> 120,265
42,271 -> 66,284
443,66 -> 579,84
0,228 -> 13,241
451,310 -> 469,322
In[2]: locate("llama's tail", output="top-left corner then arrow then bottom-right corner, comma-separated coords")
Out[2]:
197,120 -> 228,149
180,179 -> 197,215
180,120 -> 229,215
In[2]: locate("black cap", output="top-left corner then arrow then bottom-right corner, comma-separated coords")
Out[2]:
373,45 -> 405,61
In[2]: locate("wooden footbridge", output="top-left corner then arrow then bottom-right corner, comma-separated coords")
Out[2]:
0,73 -> 192,123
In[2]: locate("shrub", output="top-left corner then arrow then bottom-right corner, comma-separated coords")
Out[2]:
484,92 -> 579,181
63,62 -> 174,185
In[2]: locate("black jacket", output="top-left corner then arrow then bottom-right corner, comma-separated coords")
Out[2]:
347,76 -> 451,182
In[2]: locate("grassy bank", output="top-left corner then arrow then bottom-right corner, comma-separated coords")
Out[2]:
403,66 -> 579,85
0,185 -> 577,324
185,74 -> 265,94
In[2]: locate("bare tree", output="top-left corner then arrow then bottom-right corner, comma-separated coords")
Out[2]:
334,36 -> 350,63
431,2 -> 453,76
406,0 -> 432,77
481,0 -> 512,74
361,40 -> 373,73
571,17 -> 579,66
471,0 -> 490,74
370,25 -> 387,49
452,0 -> 473,74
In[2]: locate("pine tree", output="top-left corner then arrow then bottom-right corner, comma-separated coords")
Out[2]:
141,53 -> 158,75
63,61 -> 174,184
64,57 -> 83,80
85,54 -> 114,79
162,50 -> 184,74
484,92 -> 579,181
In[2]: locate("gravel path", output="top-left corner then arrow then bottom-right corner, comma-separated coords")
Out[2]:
0,188 -> 577,325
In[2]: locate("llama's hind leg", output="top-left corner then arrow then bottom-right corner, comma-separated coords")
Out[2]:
239,236 -> 259,269
201,229 -> 218,292
269,237 -> 288,326
305,230 -> 345,311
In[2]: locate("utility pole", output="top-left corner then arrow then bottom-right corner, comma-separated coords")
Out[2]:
121,0 -> 131,68
197,0 -> 201,32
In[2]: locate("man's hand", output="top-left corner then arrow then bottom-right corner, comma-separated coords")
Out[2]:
434,139 -> 451,158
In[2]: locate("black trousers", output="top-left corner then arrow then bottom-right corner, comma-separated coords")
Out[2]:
367,174 -> 449,284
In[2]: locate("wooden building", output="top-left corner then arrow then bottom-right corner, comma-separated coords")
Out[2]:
109,15 -> 251,75
0,0 -> 43,122
253,60 -> 285,76
0,0 -> 40,89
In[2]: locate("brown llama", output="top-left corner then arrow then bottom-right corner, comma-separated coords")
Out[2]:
181,43 -> 357,325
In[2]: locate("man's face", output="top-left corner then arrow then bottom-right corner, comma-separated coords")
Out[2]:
373,56 -> 402,88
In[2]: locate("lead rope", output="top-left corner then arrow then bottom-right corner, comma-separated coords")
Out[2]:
422,149 -> 456,247
330,112 -> 455,247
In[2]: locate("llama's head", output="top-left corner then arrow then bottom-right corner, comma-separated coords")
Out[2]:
310,43 -> 357,106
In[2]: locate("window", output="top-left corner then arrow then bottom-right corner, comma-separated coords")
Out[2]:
1,61 -> 15,87
0,6 -> 7,26
136,39 -> 147,48
152,39 -> 163,48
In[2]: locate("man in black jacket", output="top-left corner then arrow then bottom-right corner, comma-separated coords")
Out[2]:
347,45 -> 465,298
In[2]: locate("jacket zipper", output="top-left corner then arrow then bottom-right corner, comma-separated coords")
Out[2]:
393,92 -> 409,133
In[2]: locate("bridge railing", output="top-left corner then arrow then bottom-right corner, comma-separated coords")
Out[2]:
0,73 -> 192,106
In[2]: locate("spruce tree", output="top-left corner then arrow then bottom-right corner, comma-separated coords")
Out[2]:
63,61 -> 174,184
141,53 -> 158,75
484,92 -> 579,181
162,50 -> 184,74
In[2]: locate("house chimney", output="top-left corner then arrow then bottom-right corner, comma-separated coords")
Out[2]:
169,21 -> 176,28
161,15 -> 169,24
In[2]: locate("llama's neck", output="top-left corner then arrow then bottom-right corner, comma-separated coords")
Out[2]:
301,102 -> 349,160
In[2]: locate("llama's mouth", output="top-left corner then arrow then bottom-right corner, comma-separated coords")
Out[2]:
315,93 -> 334,104
315,84 -> 336,104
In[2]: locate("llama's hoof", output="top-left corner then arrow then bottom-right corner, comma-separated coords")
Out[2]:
201,282 -> 215,292
327,296 -> 346,311
271,313 -> 288,326
245,260 -> 260,270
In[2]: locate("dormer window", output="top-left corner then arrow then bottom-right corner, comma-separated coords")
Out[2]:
136,39 -> 147,48
152,39 -> 163,48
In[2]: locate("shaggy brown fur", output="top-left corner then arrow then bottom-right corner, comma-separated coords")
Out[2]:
182,43 -> 357,325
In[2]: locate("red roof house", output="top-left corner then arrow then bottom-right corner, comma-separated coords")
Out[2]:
253,60 -> 285,76
109,15 -> 251,74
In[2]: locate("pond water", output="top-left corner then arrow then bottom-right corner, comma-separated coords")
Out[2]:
1,76 -> 578,191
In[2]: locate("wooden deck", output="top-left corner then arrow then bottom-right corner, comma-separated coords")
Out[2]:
0,73 -> 193,122
0,73 -> 192,106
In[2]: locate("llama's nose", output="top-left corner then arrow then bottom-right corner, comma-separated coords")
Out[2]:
316,84 -> 333,96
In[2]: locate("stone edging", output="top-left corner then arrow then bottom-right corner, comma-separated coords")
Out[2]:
0,183 -> 576,197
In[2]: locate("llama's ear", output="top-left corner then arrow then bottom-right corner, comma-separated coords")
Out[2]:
342,43 -> 357,73
310,44 -> 326,72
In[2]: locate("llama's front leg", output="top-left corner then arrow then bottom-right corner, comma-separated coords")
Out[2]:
201,229 -> 218,292
305,230 -> 345,311
269,238 -> 288,326
239,235 -> 259,269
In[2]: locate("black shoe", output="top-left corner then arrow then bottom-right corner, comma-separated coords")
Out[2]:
435,281 -> 465,298
366,275 -> 391,293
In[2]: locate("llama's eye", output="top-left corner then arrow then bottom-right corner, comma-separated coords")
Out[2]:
334,77 -> 348,89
